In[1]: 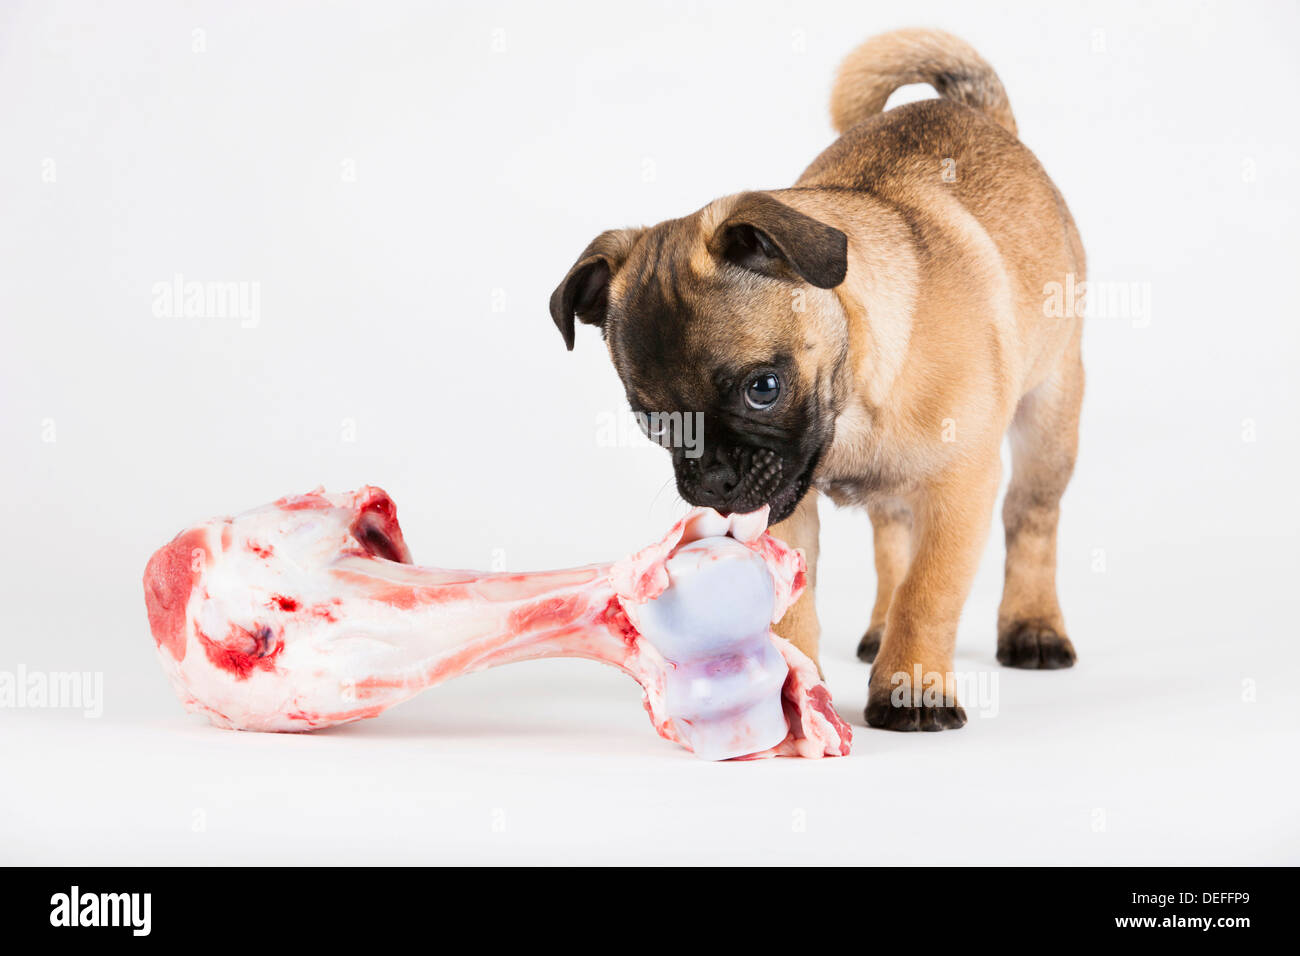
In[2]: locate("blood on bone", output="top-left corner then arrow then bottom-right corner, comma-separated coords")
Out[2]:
805,686 -> 851,756
197,623 -> 282,680
598,598 -> 639,648
507,592 -> 588,634
329,570 -> 474,610
141,486 -> 851,759
472,568 -> 602,602
274,490 -> 332,511
347,487 -> 413,564
286,703 -> 387,727
142,527 -> 209,663
308,601 -> 339,622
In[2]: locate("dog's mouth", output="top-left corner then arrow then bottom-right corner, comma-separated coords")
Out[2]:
763,459 -> 817,524
675,447 -> 820,525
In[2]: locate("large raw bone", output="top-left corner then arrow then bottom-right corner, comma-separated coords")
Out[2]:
142,487 -> 851,759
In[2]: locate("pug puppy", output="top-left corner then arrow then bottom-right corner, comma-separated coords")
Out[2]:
550,28 -> 1085,731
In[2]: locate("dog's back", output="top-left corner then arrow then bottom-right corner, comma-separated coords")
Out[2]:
799,28 -> 1085,398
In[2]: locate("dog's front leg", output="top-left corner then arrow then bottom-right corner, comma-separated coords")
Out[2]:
866,457 -> 1001,731
768,488 -> 821,669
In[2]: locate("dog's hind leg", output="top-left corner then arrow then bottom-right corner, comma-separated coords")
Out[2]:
997,340 -> 1084,668
856,497 -> 912,663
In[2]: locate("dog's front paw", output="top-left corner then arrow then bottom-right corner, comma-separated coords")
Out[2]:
856,626 -> 882,663
864,685 -> 967,732
997,621 -> 1076,669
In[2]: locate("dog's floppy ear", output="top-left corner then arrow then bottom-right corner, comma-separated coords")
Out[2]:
549,228 -> 643,351
708,192 -> 848,289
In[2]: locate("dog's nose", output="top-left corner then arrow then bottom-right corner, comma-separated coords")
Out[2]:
699,468 -> 735,500
694,460 -> 739,513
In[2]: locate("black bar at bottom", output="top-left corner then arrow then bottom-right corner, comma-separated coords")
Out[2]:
2,866 -> 1284,941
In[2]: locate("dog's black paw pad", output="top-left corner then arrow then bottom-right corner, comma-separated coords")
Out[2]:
856,627 -> 882,663
864,695 -> 967,732
997,622 -> 1076,670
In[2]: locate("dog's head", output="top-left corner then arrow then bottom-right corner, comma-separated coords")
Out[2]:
550,191 -> 850,523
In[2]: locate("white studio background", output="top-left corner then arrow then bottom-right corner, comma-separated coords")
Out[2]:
1,0 -> 1297,864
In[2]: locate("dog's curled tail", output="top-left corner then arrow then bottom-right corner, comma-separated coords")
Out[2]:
829,28 -> 1017,137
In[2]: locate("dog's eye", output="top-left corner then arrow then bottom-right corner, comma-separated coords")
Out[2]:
744,373 -> 781,410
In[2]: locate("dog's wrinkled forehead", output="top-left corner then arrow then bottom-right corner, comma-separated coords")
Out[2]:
605,219 -> 797,408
